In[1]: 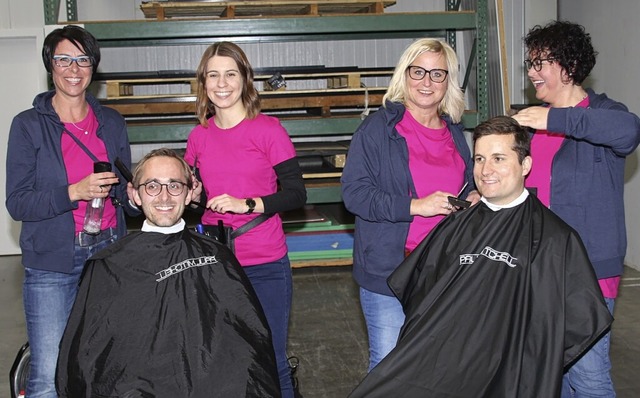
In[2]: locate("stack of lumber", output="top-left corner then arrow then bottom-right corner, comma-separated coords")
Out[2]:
140,0 -> 397,20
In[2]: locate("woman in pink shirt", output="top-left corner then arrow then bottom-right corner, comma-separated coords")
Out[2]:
341,39 -> 479,372
185,42 -> 306,398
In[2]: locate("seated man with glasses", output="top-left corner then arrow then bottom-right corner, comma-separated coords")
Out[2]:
56,148 -> 280,398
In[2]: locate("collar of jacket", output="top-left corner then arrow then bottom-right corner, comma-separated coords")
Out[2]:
34,90 -> 106,138
383,100 -> 455,135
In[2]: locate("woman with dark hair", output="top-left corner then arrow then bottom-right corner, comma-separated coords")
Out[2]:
513,20 -> 640,397
341,38 -> 478,372
185,41 -> 306,398
5,25 -> 137,397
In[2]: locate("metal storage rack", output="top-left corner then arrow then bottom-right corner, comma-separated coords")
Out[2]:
44,0 -> 489,266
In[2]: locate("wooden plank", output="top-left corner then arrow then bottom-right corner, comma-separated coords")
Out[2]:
327,73 -> 361,89
291,257 -> 353,268
140,0 -> 397,20
223,5 -> 235,18
101,86 -> 385,100
105,101 -> 195,116
101,88 -> 385,116
302,172 -> 342,179
101,77 -> 197,99
496,0 -> 510,113
257,70 -> 392,79
97,69 -> 391,99
369,2 -> 383,14
329,154 -> 346,168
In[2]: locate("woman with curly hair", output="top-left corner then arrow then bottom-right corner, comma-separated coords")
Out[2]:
513,20 -> 640,397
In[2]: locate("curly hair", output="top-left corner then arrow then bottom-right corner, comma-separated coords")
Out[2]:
524,20 -> 597,84
195,41 -> 261,127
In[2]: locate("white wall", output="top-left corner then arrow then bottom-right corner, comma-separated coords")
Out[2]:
0,0 -> 42,29
0,0 -> 47,255
558,0 -> 640,269
517,0 -> 557,103
0,32 -> 48,255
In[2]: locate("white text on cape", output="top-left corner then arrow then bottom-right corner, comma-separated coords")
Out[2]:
460,246 -> 518,268
156,256 -> 220,282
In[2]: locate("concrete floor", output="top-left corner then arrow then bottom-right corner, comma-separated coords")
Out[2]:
2,258 -> 640,397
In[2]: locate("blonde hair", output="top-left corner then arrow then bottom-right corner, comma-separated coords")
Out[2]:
195,42 -> 261,127
383,38 -> 465,123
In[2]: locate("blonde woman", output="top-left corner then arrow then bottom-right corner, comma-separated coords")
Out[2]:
341,38 -> 478,371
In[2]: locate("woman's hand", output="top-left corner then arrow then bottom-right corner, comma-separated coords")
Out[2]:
512,106 -> 550,130
190,173 -> 203,200
68,172 -> 119,202
410,191 -> 457,217
465,190 -> 481,205
206,194 -> 262,214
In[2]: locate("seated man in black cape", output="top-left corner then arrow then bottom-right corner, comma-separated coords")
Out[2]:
56,148 -> 280,398
349,116 -> 613,398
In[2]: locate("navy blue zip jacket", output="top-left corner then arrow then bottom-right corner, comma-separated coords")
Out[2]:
341,101 -> 474,296
542,88 -> 640,279
6,90 -> 139,273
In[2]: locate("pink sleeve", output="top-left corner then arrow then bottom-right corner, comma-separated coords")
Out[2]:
184,128 -> 200,167
257,115 -> 296,166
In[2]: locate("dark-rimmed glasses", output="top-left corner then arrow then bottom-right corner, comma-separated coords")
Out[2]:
53,55 -> 93,68
524,58 -> 555,72
138,181 -> 187,197
406,66 -> 449,83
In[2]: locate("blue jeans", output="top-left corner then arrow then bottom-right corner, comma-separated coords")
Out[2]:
562,297 -> 616,398
360,287 -> 405,371
243,255 -> 294,398
23,237 -> 116,398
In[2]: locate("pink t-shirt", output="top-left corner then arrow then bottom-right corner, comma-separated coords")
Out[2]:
184,114 -> 296,266
525,129 -> 564,206
397,111 -> 466,252
525,97 -> 619,297
61,107 -> 117,234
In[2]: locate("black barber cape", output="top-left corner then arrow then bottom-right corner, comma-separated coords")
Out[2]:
349,194 -> 612,398
56,228 -> 280,398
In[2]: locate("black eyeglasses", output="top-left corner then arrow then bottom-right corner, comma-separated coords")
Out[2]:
137,181 -> 187,197
524,58 -> 555,72
53,55 -> 93,68
406,66 -> 449,83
